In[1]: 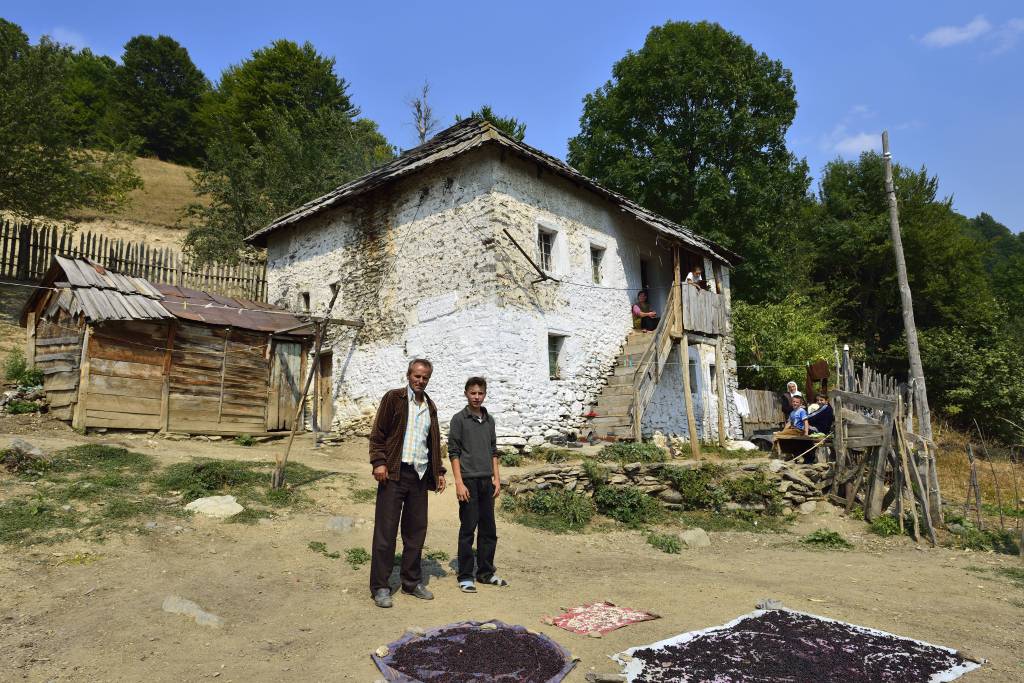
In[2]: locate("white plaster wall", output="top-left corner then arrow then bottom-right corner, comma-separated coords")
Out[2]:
263,144 -> 743,442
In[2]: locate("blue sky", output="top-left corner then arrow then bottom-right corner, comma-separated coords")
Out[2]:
11,2 -> 1024,231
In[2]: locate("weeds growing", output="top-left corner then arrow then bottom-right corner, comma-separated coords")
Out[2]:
597,442 -> 667,464
345,547 -> 371,569
800,529 -> 853,550
869,515 -> 903,537
646,531 -> 681,554
594,486 -> 663,527
351,487 -> 377,504
501,489 -> 595,533
308,541 -> 341,559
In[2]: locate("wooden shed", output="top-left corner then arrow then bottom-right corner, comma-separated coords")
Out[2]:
20,256 -> 313,435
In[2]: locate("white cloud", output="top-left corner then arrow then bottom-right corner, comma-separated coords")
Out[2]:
48,26 -> 88,49
920,15 -> 992,48
833,132 -> 880,156
990,17 -> 1024,54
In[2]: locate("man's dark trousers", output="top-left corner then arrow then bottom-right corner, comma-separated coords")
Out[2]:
457,477 -> 497,582
370,464 -> 429,594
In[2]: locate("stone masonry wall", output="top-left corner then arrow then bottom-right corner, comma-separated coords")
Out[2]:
506,458 -> 835,516
264,145 -> 743,443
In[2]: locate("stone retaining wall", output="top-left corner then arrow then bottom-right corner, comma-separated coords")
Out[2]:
505,458 -> 835,515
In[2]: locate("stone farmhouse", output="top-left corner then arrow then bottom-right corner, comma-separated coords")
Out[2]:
246,118 -> 743,448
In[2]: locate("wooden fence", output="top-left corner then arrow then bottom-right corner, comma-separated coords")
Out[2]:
738,388 -> 785,438
0,219 -> 267,301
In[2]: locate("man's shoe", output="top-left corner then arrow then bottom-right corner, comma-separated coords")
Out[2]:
372,588 -> 393,608
401,584 -> 434,600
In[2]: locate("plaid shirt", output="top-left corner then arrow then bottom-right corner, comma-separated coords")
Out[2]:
401,386 -> 432,479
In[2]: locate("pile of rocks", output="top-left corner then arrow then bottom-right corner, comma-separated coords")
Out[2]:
505,457 -> 835,515
0,385 -> 47,414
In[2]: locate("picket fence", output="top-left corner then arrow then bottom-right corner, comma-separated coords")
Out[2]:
0,219 -> 266,301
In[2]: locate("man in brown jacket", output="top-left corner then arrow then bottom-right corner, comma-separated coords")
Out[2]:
368,359 -> 447,608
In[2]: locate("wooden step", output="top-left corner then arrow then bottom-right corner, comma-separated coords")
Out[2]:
589,415 -> 631,429
596,395 -> 632,413
599,383 -> 633,397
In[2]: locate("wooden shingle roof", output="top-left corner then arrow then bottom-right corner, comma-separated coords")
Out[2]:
22,257 -> 313,335
244,118 -> 742,266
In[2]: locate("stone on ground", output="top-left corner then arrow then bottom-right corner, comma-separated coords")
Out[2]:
678,528 -> 711,549
798,501 -> 817,515
184,495 -> 244,519
162,595 -> 224,627
326,516 -> 357,532
726,440 -> 759,451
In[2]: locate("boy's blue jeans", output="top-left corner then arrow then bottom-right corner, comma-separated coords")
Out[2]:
457,477 -> 497,582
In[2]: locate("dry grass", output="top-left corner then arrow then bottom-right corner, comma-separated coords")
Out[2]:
69,157 -> 200,228
933,423 -> 1024,524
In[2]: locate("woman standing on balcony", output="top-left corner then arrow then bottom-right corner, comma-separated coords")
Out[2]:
632,290 -> 659,332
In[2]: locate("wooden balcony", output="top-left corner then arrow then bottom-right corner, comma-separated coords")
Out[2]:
680,286 -> 725,336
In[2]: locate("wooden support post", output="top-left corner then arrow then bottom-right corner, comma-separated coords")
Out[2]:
865,411 -> 894,521
674,247 -> 700,458
25,311 -> 36,368
159,322 -> 176,433
714,335 -> 727,447
272,286 -> 341,489
883,131 -> 932,442
831,394 -> 846,496
72,325 -> 93,431
216,328 -> 231,423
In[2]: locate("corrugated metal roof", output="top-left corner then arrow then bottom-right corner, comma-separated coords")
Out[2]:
245,118 -> 742,266
26,257 -> 312,335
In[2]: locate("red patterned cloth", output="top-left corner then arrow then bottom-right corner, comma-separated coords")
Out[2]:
544,602 -> 659,636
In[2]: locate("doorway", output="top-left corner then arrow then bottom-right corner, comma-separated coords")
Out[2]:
268,341 -> 302,430
316,352 -> 334,430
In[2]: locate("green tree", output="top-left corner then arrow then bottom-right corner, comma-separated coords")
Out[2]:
964,212 -> 1024,329
567,20 -> 812,301
200,39 -> 357,147
0,19 -> 140,218
811,152 -> 997,363
111,35 -> 210,163
183,107 -> 393,263
456,105 -> 526,141
63,48 -> 118,146
732,293 -> 837,391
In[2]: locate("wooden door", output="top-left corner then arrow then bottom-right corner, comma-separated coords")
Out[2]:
316,352 -> 334,430
269,341 -> 302,431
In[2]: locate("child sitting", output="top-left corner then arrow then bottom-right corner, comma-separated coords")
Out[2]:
775,395 -> 810,438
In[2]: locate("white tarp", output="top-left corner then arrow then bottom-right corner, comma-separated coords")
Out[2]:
612,608 -> 981,683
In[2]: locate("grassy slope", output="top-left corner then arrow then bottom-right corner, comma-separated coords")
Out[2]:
65,156 -> 202,247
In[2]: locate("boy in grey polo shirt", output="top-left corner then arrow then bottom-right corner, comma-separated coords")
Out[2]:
448,377 -> 508,592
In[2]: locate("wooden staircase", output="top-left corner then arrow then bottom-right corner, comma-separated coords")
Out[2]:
586,331 -> 654,440
586,283 -> 680,441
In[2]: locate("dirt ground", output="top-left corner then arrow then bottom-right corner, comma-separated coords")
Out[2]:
1,427 -> 1022,682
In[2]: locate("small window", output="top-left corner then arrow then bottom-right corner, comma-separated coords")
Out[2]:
300,291 -> 310,313
590,246 -> 605,284
537,229 -> 555,273
709,364 -> 717,394
548,334 -> 565,380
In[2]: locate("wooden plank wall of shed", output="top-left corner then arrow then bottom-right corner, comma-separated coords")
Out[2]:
34,308 -> 85,421
83,321 -> 166,430
167,322 -> 270,434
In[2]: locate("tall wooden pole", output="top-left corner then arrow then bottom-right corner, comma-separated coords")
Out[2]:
882,131 -> 932,442
674,247 -> 701,458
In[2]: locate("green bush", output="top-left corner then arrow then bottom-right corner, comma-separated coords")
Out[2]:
663,463 -> 727,510
581,459 -> 608,488
6,400 -> 41,414
502,488 -> 595,532
594,486 -> 663,527
233,434 -> 256,447
499,452 -> 524,467
869,515 -> 902,537
946,514 -> 1021,555
800,529 -> 853,550
722,471 -> 783,514
646,531 -> 681,554
598,442 -> 667,463
3,348 -> 43,386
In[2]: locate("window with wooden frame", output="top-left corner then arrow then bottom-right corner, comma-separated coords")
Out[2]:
300,291 -> 310,313
548,334 -> 566,380
536,228 -> 556,273
590,245 -> 605,284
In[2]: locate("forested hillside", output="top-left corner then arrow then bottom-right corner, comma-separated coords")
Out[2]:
1,16 -> 1022,439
